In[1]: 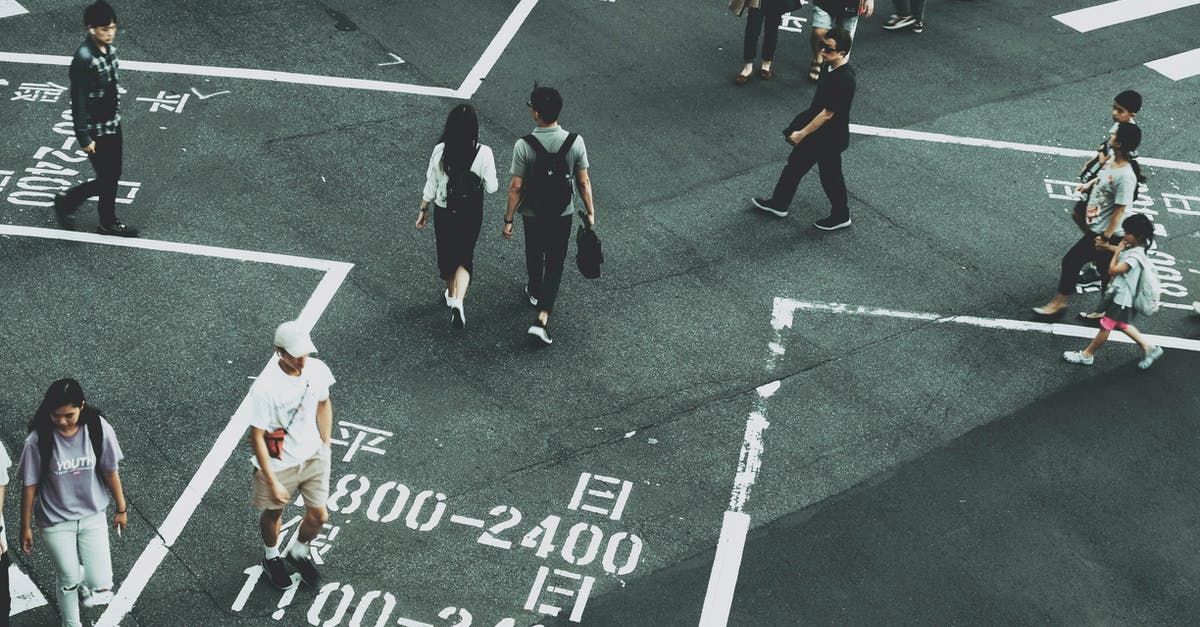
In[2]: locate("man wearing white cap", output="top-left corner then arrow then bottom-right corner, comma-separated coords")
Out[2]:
237,320 -> 336,589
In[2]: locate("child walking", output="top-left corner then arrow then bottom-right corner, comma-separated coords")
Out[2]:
1062,214 -> 1164,370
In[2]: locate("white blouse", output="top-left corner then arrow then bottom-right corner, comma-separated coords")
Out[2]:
421,142 -> 499,206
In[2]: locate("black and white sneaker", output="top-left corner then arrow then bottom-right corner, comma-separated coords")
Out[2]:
814,216 -> 851,231
525,285 -> 539,307
911,20 -> 925,33
97,220 -> 139,237
450,301 -> 465,329
751,197 -> 788,217
883,14 -> 916,30
53,193 -> 77,230
443,289 -> 453,307
527,320 -> 552,345
262,557 -> 293,589
284,552 -> 320,586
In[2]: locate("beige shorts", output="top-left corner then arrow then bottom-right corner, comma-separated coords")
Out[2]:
252,451 -> 331,511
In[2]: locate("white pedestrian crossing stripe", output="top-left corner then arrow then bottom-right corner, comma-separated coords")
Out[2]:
1146,47 -> 1200,80
10,562 -> 50,617
1053,0 -> 1200,33
0,0 -> 28,19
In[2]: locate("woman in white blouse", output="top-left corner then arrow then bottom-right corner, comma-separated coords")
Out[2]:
417,104 -> 499,328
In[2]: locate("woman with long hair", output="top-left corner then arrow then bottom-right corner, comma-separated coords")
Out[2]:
19,378 -> 127,627
1034,122 -> 1145,319
416,103 -> 499,329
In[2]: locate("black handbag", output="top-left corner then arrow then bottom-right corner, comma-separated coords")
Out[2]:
575,219 -> 603,279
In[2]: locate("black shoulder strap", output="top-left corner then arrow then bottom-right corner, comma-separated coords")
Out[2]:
556,133 -> 578,157
523,134 -> 548,155
89,414 -> 105,460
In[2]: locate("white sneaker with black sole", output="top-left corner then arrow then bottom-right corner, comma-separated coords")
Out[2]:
527,320 -> 552,345
450,300 -> 465,329
814,216 -> 851,231
751,197 -> 788,217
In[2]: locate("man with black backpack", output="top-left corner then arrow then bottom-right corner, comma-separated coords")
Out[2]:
503,85 -> 596,345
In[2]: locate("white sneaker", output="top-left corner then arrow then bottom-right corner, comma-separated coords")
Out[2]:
1137,345 -> 1163,370
450,300 -> 465,329
525,285 -> 539,307
444,289 -> 453,307
1062,351 -> 1094,365
81,588 -> 114,608
527,322 -> 552,345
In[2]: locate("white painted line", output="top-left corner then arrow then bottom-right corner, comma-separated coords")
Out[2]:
728,412 -> 770,513
850,124 -> 1200,173
698,511 -> 751,627
1053,0 -> 1200,33
0,52 -> 461,98
775,298 -> 1200,352
1,227 -> 356,627
0,0 -> 27,19
10,562 -> 48,616
449,515 -> 486,528
457,0 -> 540,98
1145,47 -> 1200,81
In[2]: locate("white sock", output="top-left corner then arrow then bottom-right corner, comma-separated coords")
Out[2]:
289,540 -> 311,558
264,544 -> 280,559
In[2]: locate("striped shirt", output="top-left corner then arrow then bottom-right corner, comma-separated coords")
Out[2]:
69,38 -> 121,147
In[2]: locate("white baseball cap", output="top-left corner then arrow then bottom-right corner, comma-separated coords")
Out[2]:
273,320 -> 317,356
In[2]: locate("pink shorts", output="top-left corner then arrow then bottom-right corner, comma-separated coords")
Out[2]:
1099,316 -> 1128,331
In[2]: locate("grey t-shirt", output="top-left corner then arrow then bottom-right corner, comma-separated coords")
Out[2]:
18,418 -> 124,528
1085,162 -> 1136,236
510,126 -> 589,217
1111,247 -> 1147,308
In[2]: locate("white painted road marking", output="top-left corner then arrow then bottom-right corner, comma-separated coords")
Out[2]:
457,0 -> 539,97
1053,0 -> 1200,33
377,52 -> 405,66
0,227 -> 355,627
10,562 -> 48,617
774,299 -> 1200,352
1146,47 -> 1200,80
189,87 -> 230,99
0,0 -> 27,19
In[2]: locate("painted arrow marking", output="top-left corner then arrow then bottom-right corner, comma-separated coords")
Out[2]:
0,0 -> 28,19
377,52 -> 405,66
189,87 -> 230,99
11,561 -> 50,617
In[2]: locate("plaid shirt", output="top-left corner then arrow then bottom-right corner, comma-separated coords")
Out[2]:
69,37 -> 121,147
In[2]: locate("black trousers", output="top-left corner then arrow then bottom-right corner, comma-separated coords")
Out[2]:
0,551 -> 9,626
522,214 -> 573,315
1057,232 -> 1121,296
62,130 -> 123,225
744,0 -> 787,63
770,139 -> 849,221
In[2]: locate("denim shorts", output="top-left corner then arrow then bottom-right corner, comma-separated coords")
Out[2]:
811,5 -> 860,32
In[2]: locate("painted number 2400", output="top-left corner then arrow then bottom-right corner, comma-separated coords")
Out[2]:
476,505 -> 641,576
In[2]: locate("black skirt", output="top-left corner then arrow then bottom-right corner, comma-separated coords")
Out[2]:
433,203 -> 483,280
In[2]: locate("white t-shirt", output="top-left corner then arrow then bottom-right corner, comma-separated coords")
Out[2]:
422,142 -> 499,206
0,441 -> 9,547
238,357 -> 335,471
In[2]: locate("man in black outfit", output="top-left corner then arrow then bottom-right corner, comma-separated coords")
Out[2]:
55,0 -> 138,237
753,29 -> 857,231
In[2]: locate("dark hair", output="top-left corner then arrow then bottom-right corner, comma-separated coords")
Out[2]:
529,85 -> 563,124
1114,122 -> 1147,198
1122,214 -> 1155,250
825,29 -> 853,56
438,104 -> 479,177
29,378 -> 104,481
1114,90 -> 1142,114
83,0 -> 117,28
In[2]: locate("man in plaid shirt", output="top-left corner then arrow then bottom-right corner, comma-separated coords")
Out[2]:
54,1 -> 138,237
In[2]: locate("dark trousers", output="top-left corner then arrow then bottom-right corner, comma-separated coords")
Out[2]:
522,214 -> 573,315
770,140 -> 849,221
62,130 -> 123,225
1057,232 -> 1121,296
743,1 -> 786,63
433,203 -> 483,280
1,551 -> 9,626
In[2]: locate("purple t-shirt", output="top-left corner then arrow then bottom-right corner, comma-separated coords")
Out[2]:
18,417 -> 124,528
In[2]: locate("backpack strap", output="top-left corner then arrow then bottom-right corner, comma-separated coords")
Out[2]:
522,134 -> 548,155
556,133 -> 578,158
89,414 -> 105,462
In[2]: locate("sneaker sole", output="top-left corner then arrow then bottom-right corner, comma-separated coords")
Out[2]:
751,198 -> 788,217
814,220 -> 851,231
451,308 -> 465,329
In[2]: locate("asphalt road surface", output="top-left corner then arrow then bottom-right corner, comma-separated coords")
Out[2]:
2,0 -> 1199,625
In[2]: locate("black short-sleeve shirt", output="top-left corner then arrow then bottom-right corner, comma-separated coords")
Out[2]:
806,63 -> 857,150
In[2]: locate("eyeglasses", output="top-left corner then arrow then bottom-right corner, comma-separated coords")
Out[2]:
820,45 -> 839,54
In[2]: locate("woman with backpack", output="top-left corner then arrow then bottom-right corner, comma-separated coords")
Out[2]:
19,378 -> 127,626
1034,122 -> 1145,319
416,103 -> 499,329
1062,214 -> 1164,370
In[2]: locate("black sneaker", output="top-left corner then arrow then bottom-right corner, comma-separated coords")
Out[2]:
525,285 -> 539,307
53,193 -> 77,230
751,197 -> 788,217
527,320 -> 552,345
814,216 -> 851,231
284,551 -> 320,586
262,557 -> 293,589
1076,264 -> 1102,285
911,21 -> 924,33
97,221 -> 139,237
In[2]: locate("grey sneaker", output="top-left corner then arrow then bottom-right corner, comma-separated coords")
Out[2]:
1137,345 -> 1163,370
262,557 -> 293,589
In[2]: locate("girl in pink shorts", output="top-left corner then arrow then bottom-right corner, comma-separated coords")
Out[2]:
1063,214 -> 1163,370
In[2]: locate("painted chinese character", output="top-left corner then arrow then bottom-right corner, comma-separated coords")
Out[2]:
567,472 -> 633,521
0,169 -> 14,191
329,420 -> 393,463
523,567 -> 595,623
135,91 -> 189,113
1164,193 -> 1200,217
779,8 -> 808,34
12,82 -> 67,103
278,516 -> 340,565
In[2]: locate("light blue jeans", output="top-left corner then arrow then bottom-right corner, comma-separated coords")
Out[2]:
41,512 -> 112,627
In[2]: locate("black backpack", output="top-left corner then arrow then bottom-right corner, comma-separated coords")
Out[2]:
522,133 -> 577,217
445,146 -> 483,212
